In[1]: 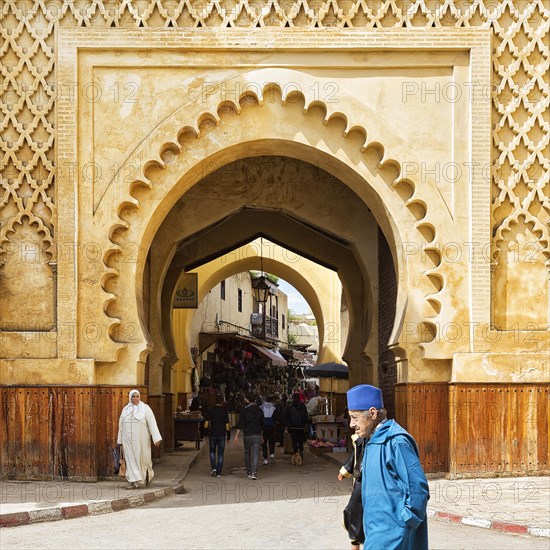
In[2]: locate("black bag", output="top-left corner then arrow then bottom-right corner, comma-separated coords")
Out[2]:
112,445 -> 121,474
343,480 -> 365,544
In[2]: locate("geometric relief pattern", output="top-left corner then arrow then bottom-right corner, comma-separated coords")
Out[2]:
491,1 -> 549,258
1,2 -> 56,261
1,0 -> 549,282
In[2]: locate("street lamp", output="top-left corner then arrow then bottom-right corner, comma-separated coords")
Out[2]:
252,237 -> 270,339
252,276 -> 269,304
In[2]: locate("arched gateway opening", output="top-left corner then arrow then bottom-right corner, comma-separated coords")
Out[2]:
85,87 -> 463,375
144,152 -> 401,468
74,86 -> 465,477
147,158 -> 391,408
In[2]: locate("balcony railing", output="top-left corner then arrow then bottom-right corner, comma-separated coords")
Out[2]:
251,315 -> 278,340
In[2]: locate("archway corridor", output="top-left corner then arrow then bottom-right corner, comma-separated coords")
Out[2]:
140,154 -> 402,458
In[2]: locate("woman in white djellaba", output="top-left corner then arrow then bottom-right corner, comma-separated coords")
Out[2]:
117,389 -> 162,489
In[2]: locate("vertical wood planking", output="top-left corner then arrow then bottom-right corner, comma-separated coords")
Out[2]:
3,383 -> 544,478
537,386 -> 549,470
0,389 -> 5,473
394,383 -> 449,473
163,393 -> 174,451
449,383 -> 549,475
1,385 -> 146,480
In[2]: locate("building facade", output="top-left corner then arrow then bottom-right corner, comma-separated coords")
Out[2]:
0,1 -> 548,479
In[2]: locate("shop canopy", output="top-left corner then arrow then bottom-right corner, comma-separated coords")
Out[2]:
252,344 -> 287,367
304,361 -> 349,379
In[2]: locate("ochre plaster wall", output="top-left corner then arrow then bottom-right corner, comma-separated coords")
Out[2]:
73,40 -> 480,384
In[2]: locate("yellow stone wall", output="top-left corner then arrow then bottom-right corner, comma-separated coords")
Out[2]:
1,1 -> 548,388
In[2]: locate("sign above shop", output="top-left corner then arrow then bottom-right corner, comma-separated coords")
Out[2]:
174,273 -> 198,309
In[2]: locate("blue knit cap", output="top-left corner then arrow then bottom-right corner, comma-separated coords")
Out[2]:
347,384 -> 384,410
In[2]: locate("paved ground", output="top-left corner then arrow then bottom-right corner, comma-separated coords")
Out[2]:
326,452 -> 550,537
0,444 -> 197,520
1,438 -> 549,549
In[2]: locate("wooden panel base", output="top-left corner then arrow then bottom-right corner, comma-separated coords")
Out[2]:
1,385 -> 147,480
148,394 -> 165,461
395,383 -> 449,474
3,383 -> 547,478
449,383 -> 549,475
395,383 -> 549,476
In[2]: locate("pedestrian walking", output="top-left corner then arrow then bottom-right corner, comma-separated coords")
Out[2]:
117,389 -> 162,489
190,389 -> 208,441
338,434 -> 365,550
260,395 -> 277,465
233,393 -> 264,480
204,394 -> 230,477
284,391 -> 308,465
273,392 -> 285,447
347,384 -> 429,550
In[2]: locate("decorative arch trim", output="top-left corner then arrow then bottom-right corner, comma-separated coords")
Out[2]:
97,84 -> 456,361
493,210 -> 550,267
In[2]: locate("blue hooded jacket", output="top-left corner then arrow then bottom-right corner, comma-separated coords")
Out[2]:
361,420 -> 429,550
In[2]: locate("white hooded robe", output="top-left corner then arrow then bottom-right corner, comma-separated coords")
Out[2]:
117,390 -> 162,484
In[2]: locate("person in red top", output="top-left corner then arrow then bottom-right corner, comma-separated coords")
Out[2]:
292,386 -> 306,403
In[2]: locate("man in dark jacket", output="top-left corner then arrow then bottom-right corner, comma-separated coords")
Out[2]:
284,392 -> 308,465
190,389 -> 208,441
338,434 -> 365,549
204,394 -> 230,477
233,394 -> 264,480
347,384 -> 429,550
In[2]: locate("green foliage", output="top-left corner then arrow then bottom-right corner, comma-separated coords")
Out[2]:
287,333 -> 299,345
249,271 -> 279,285
288,309 -> 300,323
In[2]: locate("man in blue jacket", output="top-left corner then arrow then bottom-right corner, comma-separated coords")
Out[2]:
347,384 -> 429,550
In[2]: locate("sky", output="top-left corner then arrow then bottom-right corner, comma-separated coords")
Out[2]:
277,277 -> 311,314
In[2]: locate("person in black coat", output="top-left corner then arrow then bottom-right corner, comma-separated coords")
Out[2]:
283,392 -> 308,465
190,389 -> 208,441
233,393 -> 264,480
338,434 -> 366,550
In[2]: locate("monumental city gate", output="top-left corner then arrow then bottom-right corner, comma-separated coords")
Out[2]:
0,1 -> 548,480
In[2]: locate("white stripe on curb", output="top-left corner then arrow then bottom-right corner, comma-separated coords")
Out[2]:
461,517 -> 492,529
87,501 -> 112,515
28,508 -> 62,523
129,494 -> 145,507
528,527 -> 550,538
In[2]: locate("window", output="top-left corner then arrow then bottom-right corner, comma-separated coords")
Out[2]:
220,280 -> 225,300
282,314 -> 285,329
238,288 -> 242,312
